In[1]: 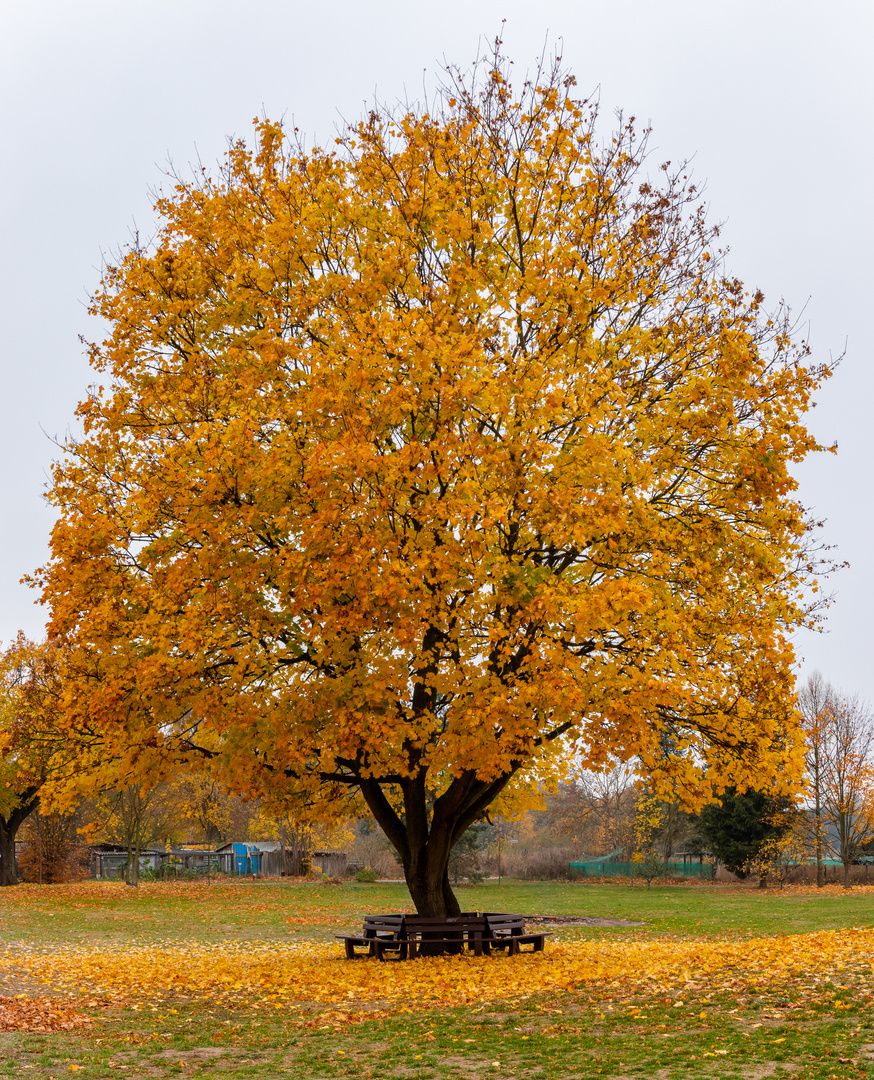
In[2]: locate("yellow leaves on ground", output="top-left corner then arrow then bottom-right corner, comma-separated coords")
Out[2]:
1,930 -> 871,1017
0,879 -> 338,914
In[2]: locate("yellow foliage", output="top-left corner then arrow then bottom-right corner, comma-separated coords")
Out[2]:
32,51 -> 831,909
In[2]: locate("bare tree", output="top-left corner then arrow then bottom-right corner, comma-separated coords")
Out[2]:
93,783 -> 181,886
798,672 -> 832,886
799,674 -> 874,888
551,762 -> 638,856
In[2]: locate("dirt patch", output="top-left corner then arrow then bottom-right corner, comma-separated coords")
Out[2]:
152,1047 -> 231,1061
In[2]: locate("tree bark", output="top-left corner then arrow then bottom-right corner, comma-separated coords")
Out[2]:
0,793 -> 40,887
0,820 -> 18,887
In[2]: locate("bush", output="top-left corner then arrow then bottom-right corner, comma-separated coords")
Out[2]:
355,867 -> 377,882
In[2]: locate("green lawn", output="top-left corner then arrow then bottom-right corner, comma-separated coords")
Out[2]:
1,878 -> 872,1079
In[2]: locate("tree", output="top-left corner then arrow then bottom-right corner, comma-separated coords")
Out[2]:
0,636 -> 73,886
550,763 -> 638,857
798,671 -> 832,886
17,803 -> 89,884
799,674 -> 874,888
699,787 -> 797,887
447,821 -> 487,885
89,781 -> 182,886
176,773 -> 237,846
37,48 -> 831,916
248,806 -> 355,876
632,795 -> 670,888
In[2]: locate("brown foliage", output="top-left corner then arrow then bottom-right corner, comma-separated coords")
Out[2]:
0,995 -> 92,1032
18,809 -> 88,884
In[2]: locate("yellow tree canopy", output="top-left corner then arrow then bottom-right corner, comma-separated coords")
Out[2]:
37,54 -> 830,914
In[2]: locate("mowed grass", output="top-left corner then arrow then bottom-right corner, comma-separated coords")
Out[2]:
1,877 -> 873,1079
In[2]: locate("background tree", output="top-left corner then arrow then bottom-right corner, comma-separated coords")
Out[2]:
447,821 -> 487,885
740,814 -> 814,889
631,795 -> 670,887
89,781 -> 183,886
0,636 -> 74,886
799,672 -> 832,886
175,773 -> 247,846
550,764 -> 638,857
17,803 -> 89,884
248,806 -> 354,877
815,684 -> 874,887
699,787 -> 797,887
798,674 -> 874,888
38,49 -> 830,916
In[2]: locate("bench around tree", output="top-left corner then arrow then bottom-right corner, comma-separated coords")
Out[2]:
336,913 -> 549,960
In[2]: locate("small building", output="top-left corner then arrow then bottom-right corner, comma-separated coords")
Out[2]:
311,850 -> 348,877
90,843 -> 165,879
160,848 -> 233,875
214,841 -> 282,876
90,843 -> 234,879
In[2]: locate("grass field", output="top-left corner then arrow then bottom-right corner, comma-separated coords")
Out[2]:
0,877 -> 872,1079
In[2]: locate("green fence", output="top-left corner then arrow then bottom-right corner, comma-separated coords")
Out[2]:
569,860 -> 713,879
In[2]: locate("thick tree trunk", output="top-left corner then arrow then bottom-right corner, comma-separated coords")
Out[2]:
0,794 -> 40,887
358,770 -> 515,920
404,856 -> 462,919
843,860 -> 851,889
0,820 -> 18,887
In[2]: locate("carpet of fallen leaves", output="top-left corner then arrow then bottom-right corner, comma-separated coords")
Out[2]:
1,929 -> 872,1021
0,881 -> 301,905
0,994 -> 92,1032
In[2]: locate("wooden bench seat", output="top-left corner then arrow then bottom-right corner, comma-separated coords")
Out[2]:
336,913 -> 406,960
401,915 -> 487,958
483,912 -> 550,955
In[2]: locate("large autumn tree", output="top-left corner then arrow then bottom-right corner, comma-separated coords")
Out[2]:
38,52 -> 831,915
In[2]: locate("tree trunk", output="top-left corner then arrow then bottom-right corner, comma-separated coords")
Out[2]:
125,838 -> 135,886
758,872 -> 768,889
0,794 -> 40,887
843,860 -> 851,889
358,775 -> 495,919
0,820 -> 18,887
132,835 -> 141,887
404,857 -> 461,919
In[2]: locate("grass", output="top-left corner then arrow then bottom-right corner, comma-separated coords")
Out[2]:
1,877 -> 873,1078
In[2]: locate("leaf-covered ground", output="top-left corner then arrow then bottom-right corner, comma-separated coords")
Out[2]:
1,879 -> 872,1078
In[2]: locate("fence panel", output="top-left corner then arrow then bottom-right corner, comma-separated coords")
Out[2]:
569,861 -> 713,879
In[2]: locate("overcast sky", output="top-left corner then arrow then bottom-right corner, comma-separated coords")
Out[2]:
1,0 -> 871,697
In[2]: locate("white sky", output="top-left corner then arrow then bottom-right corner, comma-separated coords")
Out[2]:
1,0 -> 871,697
